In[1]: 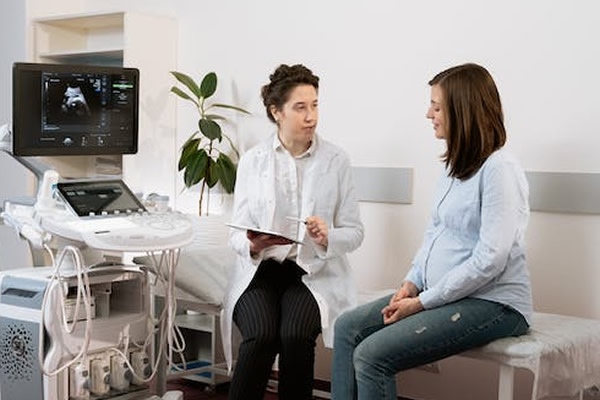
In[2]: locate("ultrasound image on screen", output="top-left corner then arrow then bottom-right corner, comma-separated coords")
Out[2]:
42,73 -> 108,134
62,86 -> 91,117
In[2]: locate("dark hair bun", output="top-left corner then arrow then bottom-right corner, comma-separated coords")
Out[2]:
261,64 -> 319,123
270,64 -> 316,84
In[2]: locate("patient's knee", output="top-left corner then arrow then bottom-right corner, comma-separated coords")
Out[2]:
334,310 -> 357,337
352,343 -> 372,373
353,341 -> 393,376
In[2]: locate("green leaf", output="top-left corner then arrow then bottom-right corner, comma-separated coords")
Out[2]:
180,131 -> 199,148
200,72 -> 217,98
171,71 -> 201,99
171,87 -> 200,108
178,138 -> 200,171
210,103 -> 251,114
215,153 -> 237,193
205,114 -> 226,121
222,133 -> 240,160
184,150 -> 208,187
206,158 -> 219,188
199,118 -> 222,141
170,86 -> 187,99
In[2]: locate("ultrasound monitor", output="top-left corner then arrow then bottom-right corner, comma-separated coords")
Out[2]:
12,62 -> 139,156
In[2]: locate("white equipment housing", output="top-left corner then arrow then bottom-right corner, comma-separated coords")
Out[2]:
0,175 -> 193,400
0,266 -> 149,400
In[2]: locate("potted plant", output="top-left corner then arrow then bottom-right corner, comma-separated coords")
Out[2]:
170,71 -> 249,215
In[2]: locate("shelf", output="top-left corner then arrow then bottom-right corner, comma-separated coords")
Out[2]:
171,360 -> 212,380
93,311 -> 146,323
34,12 -> 124,30
33,11 -> 125,67
174,313 -> 214,332
67,311 -> 146,335
38,48 -> 123,66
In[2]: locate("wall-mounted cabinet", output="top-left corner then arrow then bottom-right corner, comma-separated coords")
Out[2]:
33,12 -> 125,66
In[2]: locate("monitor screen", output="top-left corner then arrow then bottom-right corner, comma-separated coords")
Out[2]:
56,179 -> 146,217
12,62 -> 139,156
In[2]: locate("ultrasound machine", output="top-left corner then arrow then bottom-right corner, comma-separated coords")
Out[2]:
0,63 -> 191,400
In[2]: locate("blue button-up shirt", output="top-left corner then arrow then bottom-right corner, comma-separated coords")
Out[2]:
405,149 -> 532,324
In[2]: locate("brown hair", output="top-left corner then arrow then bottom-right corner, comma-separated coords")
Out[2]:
261,64 -> 319,123
429,63 -> 506,180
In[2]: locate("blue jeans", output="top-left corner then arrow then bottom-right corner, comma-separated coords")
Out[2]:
331,295 -> 529,400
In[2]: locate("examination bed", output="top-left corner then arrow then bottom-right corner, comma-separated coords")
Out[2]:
461,312 -> 600,400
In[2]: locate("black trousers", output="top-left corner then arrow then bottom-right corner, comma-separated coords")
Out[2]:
228,258 -> 321,400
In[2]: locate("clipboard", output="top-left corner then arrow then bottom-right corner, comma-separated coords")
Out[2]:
225,222 -> 306,245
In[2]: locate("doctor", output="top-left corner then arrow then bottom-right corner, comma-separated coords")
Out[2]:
222,64 -> 364,400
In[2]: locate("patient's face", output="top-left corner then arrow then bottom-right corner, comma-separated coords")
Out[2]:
426,84 -> 447,140
272,84 -> 319,150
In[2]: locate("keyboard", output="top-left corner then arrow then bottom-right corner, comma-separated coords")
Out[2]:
42,211 -> 193,252
81,213 -> 193,252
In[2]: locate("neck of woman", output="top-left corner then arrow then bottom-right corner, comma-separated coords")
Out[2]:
278,133 -> 311,157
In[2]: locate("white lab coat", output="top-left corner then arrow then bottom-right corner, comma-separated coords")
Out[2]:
220,134 -> 364,371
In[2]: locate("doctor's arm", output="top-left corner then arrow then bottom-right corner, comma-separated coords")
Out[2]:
228,155 -> 265,264
313,156 -> 364,259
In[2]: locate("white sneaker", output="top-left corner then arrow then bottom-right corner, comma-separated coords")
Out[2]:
162,390 -> 183,400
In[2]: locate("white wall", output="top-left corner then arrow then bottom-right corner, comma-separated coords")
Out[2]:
19,1 -> 600,399
72,0 -> 600,304
0,0 -> 33,270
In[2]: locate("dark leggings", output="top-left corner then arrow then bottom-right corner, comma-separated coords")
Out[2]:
228,259 -> 321,400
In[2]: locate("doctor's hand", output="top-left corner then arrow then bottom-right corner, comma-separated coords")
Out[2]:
247,230 -> 293,256
305,216 -> 328,247
381,297 -> 424,325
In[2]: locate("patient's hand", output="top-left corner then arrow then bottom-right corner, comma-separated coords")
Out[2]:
381,297 -> 424,325
306,216 -> 328,247
388,281 -> 419,307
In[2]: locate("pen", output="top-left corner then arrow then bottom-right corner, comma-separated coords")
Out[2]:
285,216 -> 307,225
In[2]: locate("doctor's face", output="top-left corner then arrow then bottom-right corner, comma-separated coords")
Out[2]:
272,84 -> 319,147
426,84 -> 447,140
